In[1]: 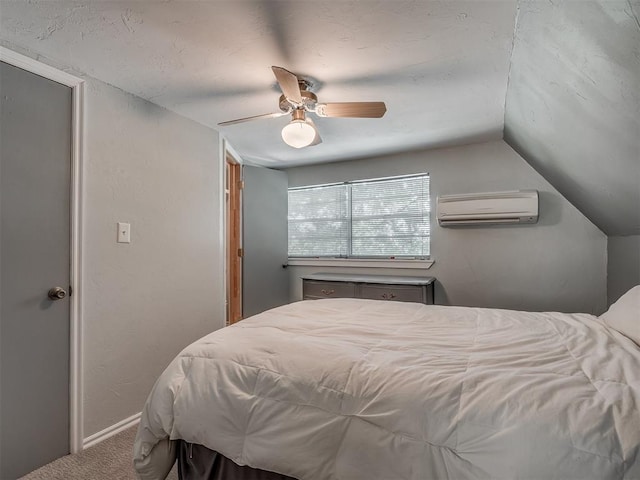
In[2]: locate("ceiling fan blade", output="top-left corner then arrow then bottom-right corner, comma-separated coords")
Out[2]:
315,102 -> 387,118
272,66 -> 302,105
218,111 -> 286,126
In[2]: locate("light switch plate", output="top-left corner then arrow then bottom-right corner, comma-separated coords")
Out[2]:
117,222 -> 131,243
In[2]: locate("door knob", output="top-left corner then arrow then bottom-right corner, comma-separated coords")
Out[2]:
48,287 -> 67,301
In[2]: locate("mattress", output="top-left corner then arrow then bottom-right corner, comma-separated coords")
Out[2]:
134,298 -> 640,479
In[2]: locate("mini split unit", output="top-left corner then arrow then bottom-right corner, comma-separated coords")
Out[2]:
436,190 -> 539,226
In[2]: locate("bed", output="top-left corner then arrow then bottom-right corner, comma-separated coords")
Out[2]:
133,286 -> 640,480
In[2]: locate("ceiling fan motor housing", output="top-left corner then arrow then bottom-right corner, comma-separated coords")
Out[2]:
279,89 -> 317,112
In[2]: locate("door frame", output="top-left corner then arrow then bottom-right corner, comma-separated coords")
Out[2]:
221,138 -> 243,325
225,152 -> 243,324
0,46 -> 85,454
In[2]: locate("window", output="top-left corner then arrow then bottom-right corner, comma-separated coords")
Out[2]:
288,174 -> 430,259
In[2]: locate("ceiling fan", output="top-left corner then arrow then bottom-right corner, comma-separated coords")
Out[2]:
218,66 -> 387,148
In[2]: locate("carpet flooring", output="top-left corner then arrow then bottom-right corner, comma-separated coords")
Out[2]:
19,425 -> 178,480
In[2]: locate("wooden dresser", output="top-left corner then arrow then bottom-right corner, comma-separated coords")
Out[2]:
302,273 -> 435,305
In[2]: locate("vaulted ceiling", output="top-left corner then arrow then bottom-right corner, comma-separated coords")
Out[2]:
1,0 -> 638,235
505,0 -> 639,236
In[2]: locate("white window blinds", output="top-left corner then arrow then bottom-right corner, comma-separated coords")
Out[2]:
288,184 -> 349,257
288,174 -> 430,258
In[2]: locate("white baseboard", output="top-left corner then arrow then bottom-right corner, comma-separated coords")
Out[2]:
83,412 -> 141,450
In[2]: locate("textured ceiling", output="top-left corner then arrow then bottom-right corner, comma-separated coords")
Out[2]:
0,0 -> 517,166
1,0 -> 638,235
504,0 -> 640,236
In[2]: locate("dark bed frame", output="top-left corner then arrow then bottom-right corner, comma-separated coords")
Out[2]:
177,441 -> 298,480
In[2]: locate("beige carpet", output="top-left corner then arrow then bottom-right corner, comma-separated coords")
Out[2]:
19,425 -> 178,480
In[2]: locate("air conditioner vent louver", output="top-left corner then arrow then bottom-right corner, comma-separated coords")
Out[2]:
437,190 -> 538,227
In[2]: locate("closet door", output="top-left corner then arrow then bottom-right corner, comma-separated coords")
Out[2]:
1,61 -> 72,478
242,165 -> 289,318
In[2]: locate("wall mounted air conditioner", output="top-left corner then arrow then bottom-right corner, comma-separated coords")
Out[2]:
437,190 -> 538,226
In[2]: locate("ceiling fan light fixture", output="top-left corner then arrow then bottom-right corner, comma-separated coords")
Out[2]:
281,118 -> 317,148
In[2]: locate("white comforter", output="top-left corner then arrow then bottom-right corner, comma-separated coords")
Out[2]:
134,299 -> 640,480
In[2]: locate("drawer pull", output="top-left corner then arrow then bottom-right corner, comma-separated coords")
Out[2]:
321,289 -> 335,296
381,292 -> 397,300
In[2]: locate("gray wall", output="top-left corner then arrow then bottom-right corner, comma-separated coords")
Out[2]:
3,42 -> 226,439
607,235 -> 640,306
82,77 -> 224,436
285,141 -> 607,314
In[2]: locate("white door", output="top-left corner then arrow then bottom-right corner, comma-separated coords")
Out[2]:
242,165 -> 289,317
0,61 -> 72,478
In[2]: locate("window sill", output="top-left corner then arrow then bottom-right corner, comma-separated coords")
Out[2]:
287,258 -> 434,269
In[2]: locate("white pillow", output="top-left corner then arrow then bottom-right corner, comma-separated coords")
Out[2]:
600,285 -> 640,346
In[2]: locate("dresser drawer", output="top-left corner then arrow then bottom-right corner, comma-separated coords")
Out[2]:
359,284 -> 426,303
301,274 -> 435,305
303,280 -> 356,299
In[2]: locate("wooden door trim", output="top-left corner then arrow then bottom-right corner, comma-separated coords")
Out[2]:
224,145 -> 243,325
0,47 -> 86,454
